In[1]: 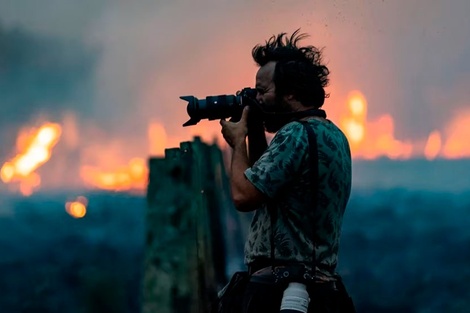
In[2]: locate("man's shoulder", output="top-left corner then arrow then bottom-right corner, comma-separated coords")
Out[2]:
278,120 -> 307,133
305,119 -> 348,141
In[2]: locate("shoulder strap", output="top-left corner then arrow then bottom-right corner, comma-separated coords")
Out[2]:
269,120 -> 320,272
299,121 -> 319,273
300,121 -> 319,209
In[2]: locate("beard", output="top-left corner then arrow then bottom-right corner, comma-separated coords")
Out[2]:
261,96 -> 294,133
263,114 -> 294,133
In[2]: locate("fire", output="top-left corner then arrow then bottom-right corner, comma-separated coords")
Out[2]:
66,196 -> 88,218
342,91 -> 367,146
80,157 -> 148,192
0,123 -> 62,195
441,111 -> 470,159
2,97 -> 469,197
341,91 -> 413,160
424,131 -> 442,160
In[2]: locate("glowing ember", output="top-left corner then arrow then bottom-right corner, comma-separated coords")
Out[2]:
65,196 -> 88,218
80,157 -> 148,192
0,123 -> 62,195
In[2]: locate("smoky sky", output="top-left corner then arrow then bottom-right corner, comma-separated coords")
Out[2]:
1,0 -> 469,154
0,24 -> 97,156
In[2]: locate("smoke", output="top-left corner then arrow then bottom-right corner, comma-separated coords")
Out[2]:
83,0 -> 470,144
0,23 -> 97,158
1,0 -> 470,158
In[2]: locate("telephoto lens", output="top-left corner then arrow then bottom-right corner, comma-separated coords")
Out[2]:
279,282 -> 310,313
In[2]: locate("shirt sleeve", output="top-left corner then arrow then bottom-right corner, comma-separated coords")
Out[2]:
244,122 -> 308,198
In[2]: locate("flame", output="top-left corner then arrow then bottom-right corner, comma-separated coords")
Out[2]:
65,196 -> 88,218
424,130 -> 442,160
80,157 -> 148,192
2,95 -> 469,197
1,123 -> 62,195
341,91 -> 413,159
441,111 -> 470,159
343,118 -> 365,144
341,91 -> 367,147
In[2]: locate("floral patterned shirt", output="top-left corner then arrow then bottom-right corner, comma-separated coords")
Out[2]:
244,119 -> 352,277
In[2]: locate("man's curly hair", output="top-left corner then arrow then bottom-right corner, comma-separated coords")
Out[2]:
252,29 -> 330,108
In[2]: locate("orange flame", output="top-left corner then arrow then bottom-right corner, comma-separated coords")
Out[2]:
80,157 -> 148,192
341,91 -> 413,159
424,130 -> 442,160
441,111 -> 470,159
342,91 -> 367,146
65,196 -> 88,218
3,94 -> 469,197
1,123 -> 62,195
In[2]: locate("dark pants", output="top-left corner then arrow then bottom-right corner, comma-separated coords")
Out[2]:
241,281 -> 342,313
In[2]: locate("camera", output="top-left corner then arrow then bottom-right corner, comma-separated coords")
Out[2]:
280,282 -> 310,313
180,87 -> 258,127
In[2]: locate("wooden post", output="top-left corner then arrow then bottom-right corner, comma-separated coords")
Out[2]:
143,137 -> 246,313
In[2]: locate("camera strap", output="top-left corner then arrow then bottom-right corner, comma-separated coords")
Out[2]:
269,120 -> 319,282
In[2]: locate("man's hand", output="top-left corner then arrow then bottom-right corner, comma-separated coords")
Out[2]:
220,106 -> 265,211
220,106 -> 250,148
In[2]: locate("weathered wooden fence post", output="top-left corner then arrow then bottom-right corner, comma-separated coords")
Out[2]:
143,137 -> 246,313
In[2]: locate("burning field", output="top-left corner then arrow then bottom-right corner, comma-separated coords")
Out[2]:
1,1 -> 470,311
1,89 -> 469,201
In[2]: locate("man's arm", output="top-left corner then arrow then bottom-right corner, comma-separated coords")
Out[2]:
230,141 -> 266,212
220,106 -> 266,211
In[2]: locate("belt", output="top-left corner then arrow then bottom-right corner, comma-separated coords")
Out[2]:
248,258 -> 280,275
248,259 -> 337,290
248,258 -> 335,275
250,273 -> 337,291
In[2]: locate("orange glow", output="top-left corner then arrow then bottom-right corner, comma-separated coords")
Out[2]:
19,173 -> 41,197
424,131 -> 442,160
441,111 -> 470,159
343,118 -> 365,144
341,91 -> 413,160
1,123 -> 62,196
148,122 -> 167,157
0,163 -> 15,182
2,100 -> 470,197
348,93 -> 367,116
66,196 -> 88,218
341,91 -> 367,146
80,157 -> 148,192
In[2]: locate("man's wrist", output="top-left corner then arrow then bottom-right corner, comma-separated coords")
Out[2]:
232,139 -> 247,150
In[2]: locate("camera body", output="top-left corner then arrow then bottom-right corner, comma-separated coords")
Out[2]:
180,87 -> 257,126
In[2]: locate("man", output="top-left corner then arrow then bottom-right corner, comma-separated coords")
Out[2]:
220,30 -> 354,313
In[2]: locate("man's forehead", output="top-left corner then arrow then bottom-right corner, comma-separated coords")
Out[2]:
256,61 -> 276,84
